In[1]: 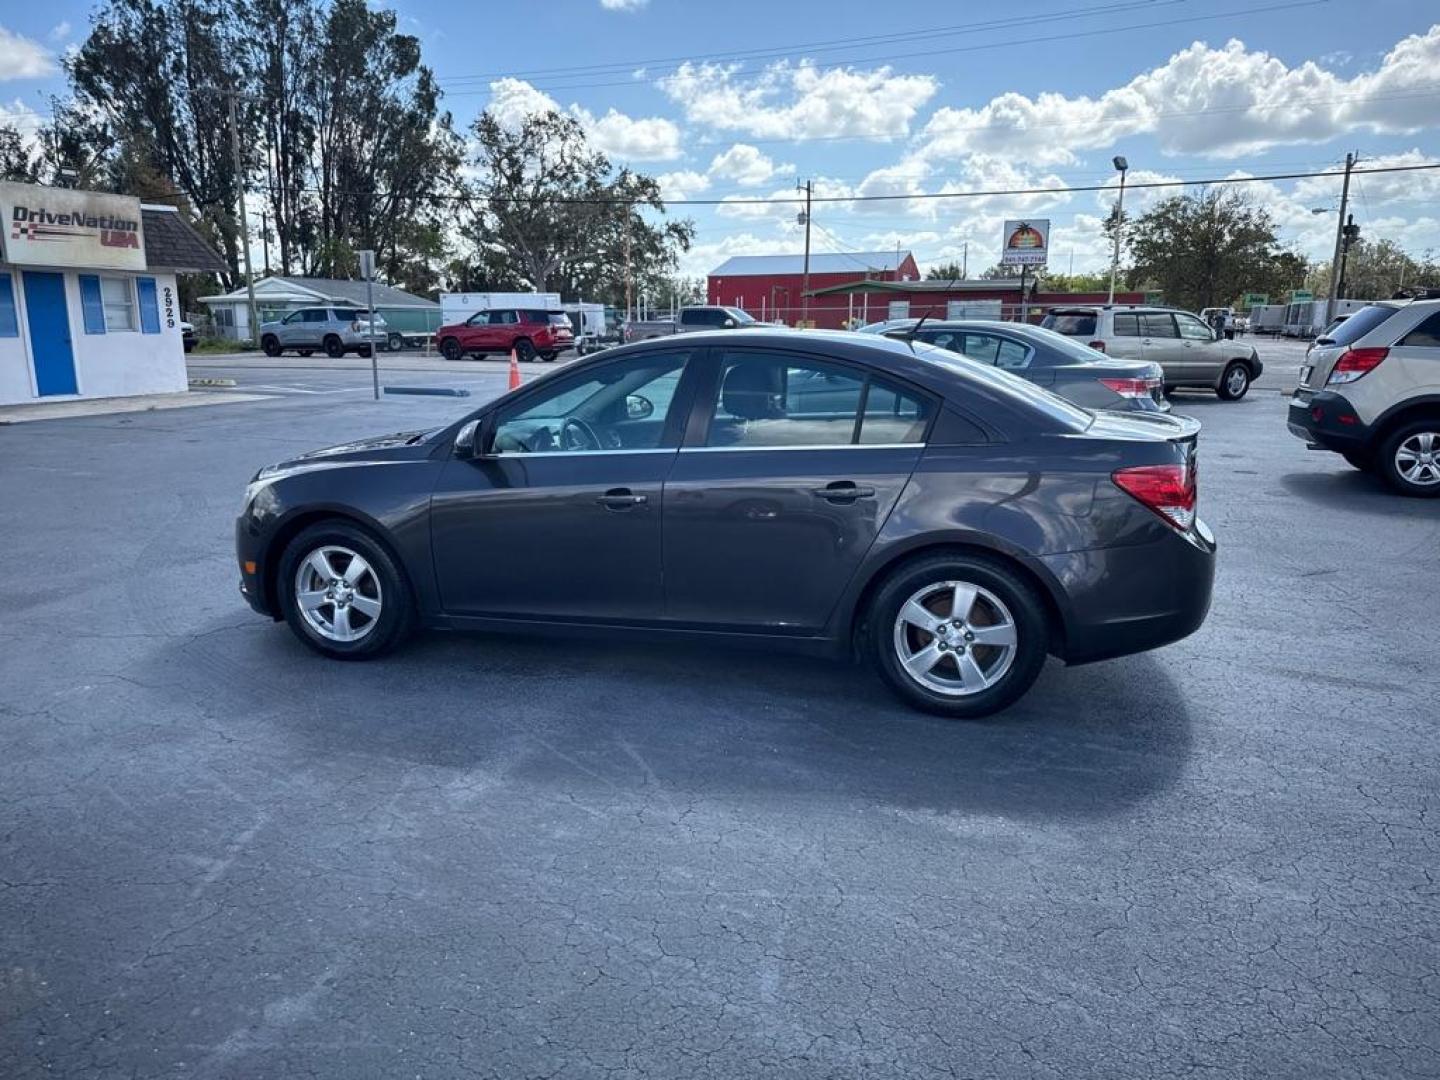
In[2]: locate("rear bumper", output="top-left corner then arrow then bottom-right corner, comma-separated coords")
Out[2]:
1044,518 -> 1216,665
1286,389 -> 1370,452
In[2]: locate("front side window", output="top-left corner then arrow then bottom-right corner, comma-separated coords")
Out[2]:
1176,314 -> 1215,341
490,310 -> 519,325
705,351 -> 930,448
491,353 -> 690,454
303,309 -> 329,323
283,310 -> 304,324
100,276 -> 136,331
1141,313 -> 1179,339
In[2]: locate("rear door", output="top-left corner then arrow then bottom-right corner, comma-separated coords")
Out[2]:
1108,312 -> 1147,361
661,346 -> 934,632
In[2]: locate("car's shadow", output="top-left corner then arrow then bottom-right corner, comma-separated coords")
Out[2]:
140,617 -> 1194,824
1278,465 -> 1437,512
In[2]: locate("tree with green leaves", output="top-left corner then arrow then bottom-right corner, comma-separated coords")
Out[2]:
464,110 -> 694,305
0,125 -> 40,183
925,261 -> 967,281
1124,188 -> 1303,312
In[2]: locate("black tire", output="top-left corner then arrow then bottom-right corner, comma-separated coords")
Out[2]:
1341,449 -> 1371,471
440,337 -> 463,361
357,344 -> 372,358
540,351 -> 558,362
277,521 -> 416,660
323,335 -> 344,359
298,349 -> 314,357
1216,361 -> 1251,401
261,334 -> 282,357
513,337 -> 537,363
1375,420 -> 1440,498
868,553 -> 1049,719
387,331 -> 404,352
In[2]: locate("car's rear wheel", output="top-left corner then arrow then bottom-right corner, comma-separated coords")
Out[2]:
1217,362 -> 1251,400
261,335 -> 281,357
513,338 -> 537,363
869,554 -> 1048,718
440,337 -> 463,361
387,331 -> 404,352
278,522 -> 415,659
323,335 -> 344,359
1377,422 -> 1440,497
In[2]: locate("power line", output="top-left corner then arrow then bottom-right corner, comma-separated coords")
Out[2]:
207,160 -> 1440,208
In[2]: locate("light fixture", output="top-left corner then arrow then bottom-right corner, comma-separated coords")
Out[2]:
1112,155 -> 1128,172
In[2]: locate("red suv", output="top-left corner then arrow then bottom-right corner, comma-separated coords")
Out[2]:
436,308 -> 574,363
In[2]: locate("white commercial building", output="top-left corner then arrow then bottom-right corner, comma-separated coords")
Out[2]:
0,181 -> 225,406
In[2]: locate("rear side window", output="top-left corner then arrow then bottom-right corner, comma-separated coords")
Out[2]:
1399,311 -> 1440,348
1113,313 -> 1140,337
1330,304 -> 1400,346
1141,313 -> 1178,338
303,309 -> 329,323
1041,312 -> 1096,336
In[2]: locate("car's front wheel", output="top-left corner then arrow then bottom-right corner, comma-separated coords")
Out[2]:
1377,421 -> 1440,497
278,522 -> 415,659
869,553 -> 1049,718
261,335 -> 281,357
440,337 -> 463,361
1217,361 -> 1251,400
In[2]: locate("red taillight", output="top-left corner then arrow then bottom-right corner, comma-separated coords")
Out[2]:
1088,340 -> 1106,353
1098,376 -> 1160,398
1326,347 -> 1388,385
1113,463 -> 1196,531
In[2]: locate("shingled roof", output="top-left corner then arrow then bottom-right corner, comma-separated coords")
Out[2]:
141,206 -> 227,274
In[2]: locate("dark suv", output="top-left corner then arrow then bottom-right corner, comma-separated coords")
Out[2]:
437,308 -> 574,363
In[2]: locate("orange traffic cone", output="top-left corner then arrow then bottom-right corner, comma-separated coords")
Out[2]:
508,347 -> 521,390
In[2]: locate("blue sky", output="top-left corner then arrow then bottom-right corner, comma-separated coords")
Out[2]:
3,0 -> 1439,280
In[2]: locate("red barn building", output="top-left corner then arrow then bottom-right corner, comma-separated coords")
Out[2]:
707,250 -> 920,325
708,249 -> 1144,329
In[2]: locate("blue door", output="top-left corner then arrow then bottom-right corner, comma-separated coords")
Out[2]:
23,271 -> 78,396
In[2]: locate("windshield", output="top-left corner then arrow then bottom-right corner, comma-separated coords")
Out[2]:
1039,311 -> 1098,336
1323,304 -> 1398,346
725,307 -> 757,325
905,340 -> 1093,431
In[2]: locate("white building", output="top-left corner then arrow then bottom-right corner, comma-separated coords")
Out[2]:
0,181 -> 225,406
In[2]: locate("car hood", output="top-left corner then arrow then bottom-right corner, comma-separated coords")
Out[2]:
261,429 -> 438,475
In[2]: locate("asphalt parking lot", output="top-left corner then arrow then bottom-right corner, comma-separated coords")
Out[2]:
2,340 -> 1437,1079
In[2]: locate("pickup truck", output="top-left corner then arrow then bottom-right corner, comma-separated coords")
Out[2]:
621,305 -> 757,343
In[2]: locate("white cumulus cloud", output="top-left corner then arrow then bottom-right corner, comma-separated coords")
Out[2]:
656,170 -> 710,202
485,77 -> 681,162
708,143 -> 791,186
660,59 -> 937,141
0,26 -> 55,80
600,0 -> 648,9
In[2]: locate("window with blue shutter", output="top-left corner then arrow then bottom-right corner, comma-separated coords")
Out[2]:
0,274 -> 17,337
137,277 -> 160,334
79,274 -> 106,334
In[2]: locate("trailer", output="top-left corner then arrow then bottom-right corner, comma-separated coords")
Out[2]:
1250,304 -> 1285,334
1282,298 -> 1372,338
439,291 -> 562,326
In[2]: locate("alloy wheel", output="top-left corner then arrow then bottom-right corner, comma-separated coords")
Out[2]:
293,545 -> 384,643
1226,366 -> 1249,396
1395,431 -> 1440,487
892,580 -> 1018,697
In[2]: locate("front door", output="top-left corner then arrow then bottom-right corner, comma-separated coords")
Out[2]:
662,347 -> 932,632
1174,311 -> 1224,383
1138,312 -> 1186,380
22,272 -> 77,396
429,347 -> 698,621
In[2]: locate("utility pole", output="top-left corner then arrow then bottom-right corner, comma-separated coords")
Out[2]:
1107,156 -> 1129,305
225,87 -> 260,348
962,241 -> 968,279
623,204 -> 633,323
1327,152 -> 1356,323
260,211 -> 271,276
798,179 -> 812,328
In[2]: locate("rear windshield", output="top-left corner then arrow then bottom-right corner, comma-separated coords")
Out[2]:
907,341 -> 1093,432
547,313 -> 572,327
1040,311 -> 1097,336
1324,304 -> 1400,346
1012,324 -> 1113,364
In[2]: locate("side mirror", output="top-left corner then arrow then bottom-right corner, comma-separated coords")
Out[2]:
454,419 -> 481,460
626,394 -> 654,420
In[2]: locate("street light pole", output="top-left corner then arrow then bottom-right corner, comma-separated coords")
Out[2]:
1107,155 -> 1128,305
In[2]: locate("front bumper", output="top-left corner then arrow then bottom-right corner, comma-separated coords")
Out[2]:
1044,518 -> 1216,665
1286,389 -> 1369,452
236,516 -> 276,617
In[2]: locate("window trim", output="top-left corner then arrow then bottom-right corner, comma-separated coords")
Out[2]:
683,344 -> 939,451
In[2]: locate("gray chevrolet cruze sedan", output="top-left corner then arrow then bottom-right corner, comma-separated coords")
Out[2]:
237,330 -> 1215,718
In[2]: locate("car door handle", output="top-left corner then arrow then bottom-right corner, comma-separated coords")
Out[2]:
596,488 -> 647,509
810,481 -> 876,502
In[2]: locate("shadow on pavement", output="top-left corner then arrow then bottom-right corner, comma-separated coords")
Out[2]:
138,614 -> 1195,824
